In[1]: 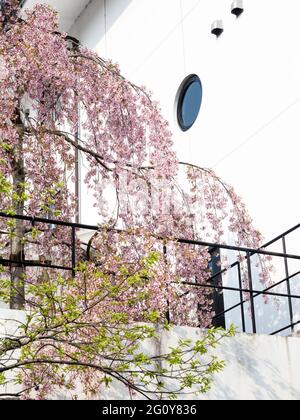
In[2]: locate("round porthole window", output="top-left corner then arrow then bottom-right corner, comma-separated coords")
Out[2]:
176,74 -> 202,132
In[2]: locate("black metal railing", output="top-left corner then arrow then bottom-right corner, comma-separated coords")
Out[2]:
178,226 -> 300,336
0,211 -> 300,336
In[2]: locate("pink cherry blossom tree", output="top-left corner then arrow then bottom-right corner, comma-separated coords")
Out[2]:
0,1 -> 269,399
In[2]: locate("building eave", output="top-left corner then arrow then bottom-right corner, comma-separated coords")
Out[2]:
21,0 -> 91,32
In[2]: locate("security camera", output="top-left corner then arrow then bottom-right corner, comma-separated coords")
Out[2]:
211,20 -> 224,37
231,0 -> 244,17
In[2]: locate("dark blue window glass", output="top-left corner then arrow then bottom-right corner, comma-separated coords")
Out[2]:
177,75 -> 202,131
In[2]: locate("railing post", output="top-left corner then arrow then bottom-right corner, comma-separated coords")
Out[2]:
71,226 -> 76,278
282,236 -> 294,333
246,252 -> 257,333
209,247 -> 225,329
237,262 -> 246,333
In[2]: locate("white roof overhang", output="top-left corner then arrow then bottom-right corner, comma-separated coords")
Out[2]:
21,0 -> 90,32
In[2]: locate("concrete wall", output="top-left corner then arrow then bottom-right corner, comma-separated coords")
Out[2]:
99,324 -> 300,400
163,326 -> 300,400
0,309 -> 26,397
190,327 -> 300,400
2,310 -> 299,400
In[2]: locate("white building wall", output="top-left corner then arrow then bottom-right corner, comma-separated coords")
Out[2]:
99,325 -> 300,400
69,0 -> 300,243
1,1 -> 300,398
1,313 -> 300,400
16,0 -> 300,333
67,0 -> 300,334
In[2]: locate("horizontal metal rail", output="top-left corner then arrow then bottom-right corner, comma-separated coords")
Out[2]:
212,270 -> 300,321
1,211 -> 300,260
181,281 -> 300,301
178,237 -> 300,260
1,211 -> 300,336
0,258 -> 72,271
0,211 -> 100,231
271,320 -> 300,336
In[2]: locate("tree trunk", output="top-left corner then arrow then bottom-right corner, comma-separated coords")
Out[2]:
9,127 -> 25,310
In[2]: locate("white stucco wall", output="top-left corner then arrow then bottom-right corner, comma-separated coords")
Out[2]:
99,324 -> 300,400
68,0 -> 300,334
0,309 -> 26,397
68,0 -> 300,244
2,310 -> 299,400
2,0 -> 296,400
18,0 -> 300,335
186,326 -> 300,400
